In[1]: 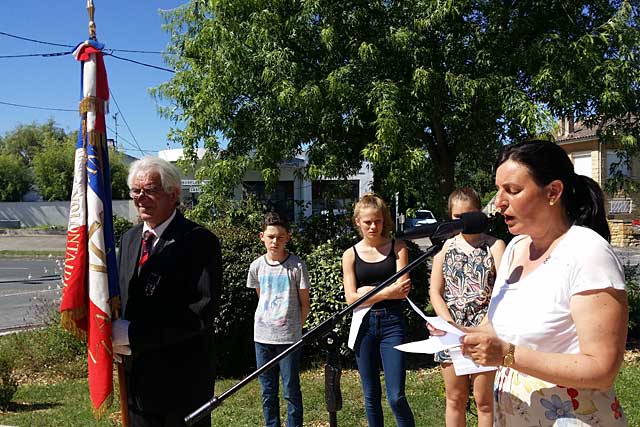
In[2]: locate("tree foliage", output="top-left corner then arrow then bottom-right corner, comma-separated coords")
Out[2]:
156,0 -> 639,212
109,150 -> 132,200
0,122 -> 130,201
31,134 -> 76,201
0,154 -> 31,202
0,120 -> 65,167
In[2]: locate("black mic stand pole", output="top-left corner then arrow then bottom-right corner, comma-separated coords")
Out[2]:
185,240 -> 444,426
324,330 -> 341,427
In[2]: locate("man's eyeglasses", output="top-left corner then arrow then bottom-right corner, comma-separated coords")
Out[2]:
129,187 -> 163,199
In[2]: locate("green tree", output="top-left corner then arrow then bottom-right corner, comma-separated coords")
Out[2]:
31,134 -> 76,201
109,149 -> 131,200
155,1 -> 639,210
32,134 -> 130,201
0,120 -> 66,167
0,154 -> 31,201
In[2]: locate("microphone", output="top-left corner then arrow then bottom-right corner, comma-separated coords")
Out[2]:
399,211 -> 489,241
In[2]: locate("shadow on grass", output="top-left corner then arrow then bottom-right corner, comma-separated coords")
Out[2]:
3,401 -> 61,413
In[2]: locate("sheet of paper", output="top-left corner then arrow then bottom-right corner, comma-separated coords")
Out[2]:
405,297 -> 431,322
398,300 -> 463,355
401,298 -> 497,375
406,298 -> 465,336
449,347 -> 497,375
348,305 -> 372,350
395,334 -> 461,354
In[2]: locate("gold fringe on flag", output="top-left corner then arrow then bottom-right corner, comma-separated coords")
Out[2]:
60,307 -> 88,341
93,392 -> 113,420
88,129 -> 106,150
79,96 -> 107,116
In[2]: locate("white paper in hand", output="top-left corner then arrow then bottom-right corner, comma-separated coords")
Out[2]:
396,299 -> 464,354
399,298 -> 497,375
449,347 -> 497,375
395,334 -> 461,354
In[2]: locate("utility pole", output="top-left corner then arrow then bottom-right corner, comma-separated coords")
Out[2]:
112,112 -> 119,150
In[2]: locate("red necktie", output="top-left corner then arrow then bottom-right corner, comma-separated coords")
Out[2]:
138,230 -> 156,267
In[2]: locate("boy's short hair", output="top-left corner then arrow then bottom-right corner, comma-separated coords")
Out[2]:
263,211 -> 290,231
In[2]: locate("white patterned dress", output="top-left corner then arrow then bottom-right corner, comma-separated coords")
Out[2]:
435,236 -> 496,363
489,226 -> 628,426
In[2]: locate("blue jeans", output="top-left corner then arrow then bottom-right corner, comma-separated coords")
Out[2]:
255,342 -> 303,427
355,308 -> 415,427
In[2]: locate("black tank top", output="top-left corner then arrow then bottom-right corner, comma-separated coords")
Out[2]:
353,239 -> 403,310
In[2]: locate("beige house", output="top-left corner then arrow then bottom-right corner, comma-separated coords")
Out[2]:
556,118 -> 640,246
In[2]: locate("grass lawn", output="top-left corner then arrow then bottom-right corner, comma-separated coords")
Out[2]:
1,360 -> 639,426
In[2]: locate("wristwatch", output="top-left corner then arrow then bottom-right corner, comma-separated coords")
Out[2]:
502,343 -> 516,367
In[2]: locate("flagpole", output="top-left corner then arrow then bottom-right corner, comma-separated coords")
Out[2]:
85,2 -> 130,426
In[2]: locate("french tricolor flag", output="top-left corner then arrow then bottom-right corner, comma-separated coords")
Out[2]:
60,38 -> 120,420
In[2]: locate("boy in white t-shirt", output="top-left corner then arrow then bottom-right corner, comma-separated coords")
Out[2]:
247,212 -> 310,427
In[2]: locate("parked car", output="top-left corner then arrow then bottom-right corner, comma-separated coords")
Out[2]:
406,209 -> 437,228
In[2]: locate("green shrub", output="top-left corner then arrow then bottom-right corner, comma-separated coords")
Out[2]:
0,308 -> 87,379
210,225 -> 264,377
625,263 -> 640,340
185,196 -> 275,376
113,214 -> 134,244
0,352 -> 18,410
291,210 -> 358,257
304,241 -> 350,360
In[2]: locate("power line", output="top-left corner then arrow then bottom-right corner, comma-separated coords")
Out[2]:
0,51 -> 72,59
0,49 -> 175,73
108,88 -> 148,156
0,100 -> 76,112
105,48 -> 166,55
0,99 -> 158,156
0,31 -> 74,48
106,124 -> 149,155
105,52 -> 174,73
0,31 -> 164,54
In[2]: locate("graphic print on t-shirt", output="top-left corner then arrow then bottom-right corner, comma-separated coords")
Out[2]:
256,272 -> 290,327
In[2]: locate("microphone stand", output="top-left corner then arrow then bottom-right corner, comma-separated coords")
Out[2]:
185,239 -> 444,426
324,330 -> 341,427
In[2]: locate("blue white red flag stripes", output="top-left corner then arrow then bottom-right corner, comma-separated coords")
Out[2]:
60,39 -> 119,419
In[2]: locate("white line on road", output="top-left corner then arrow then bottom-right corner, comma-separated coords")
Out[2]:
0,289 -> 59,298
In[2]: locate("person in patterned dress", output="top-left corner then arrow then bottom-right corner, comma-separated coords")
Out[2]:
433,140 -> 629,426
429,187 -> 505,427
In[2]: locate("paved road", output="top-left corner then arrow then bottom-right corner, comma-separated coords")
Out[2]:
0,257 -> 64,332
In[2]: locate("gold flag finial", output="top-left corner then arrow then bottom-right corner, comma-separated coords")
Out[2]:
87,0 -> 97,40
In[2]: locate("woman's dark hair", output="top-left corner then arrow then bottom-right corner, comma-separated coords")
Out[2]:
496,140 -> 610,242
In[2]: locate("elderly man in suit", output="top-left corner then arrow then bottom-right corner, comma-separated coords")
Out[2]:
112,156 -> 222,427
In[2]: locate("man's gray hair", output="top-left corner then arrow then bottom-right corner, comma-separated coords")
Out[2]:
127,156 -> 182,193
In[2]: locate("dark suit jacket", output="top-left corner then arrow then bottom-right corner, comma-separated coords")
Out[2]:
118,211 -> 222,415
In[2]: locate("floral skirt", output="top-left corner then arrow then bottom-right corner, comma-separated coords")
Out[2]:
494,367 -> 627,426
